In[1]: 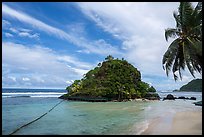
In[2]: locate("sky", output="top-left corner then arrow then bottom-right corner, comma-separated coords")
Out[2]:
2,2 -> 202,90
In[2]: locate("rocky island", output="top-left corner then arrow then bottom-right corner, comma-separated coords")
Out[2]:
180,79 -> 202,92
59,55 -> 160,102
174,79 -> 202,92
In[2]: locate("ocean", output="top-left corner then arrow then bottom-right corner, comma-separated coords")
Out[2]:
2,88 -> 202,135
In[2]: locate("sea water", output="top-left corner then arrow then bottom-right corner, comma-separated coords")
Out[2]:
2,89 -> 202,135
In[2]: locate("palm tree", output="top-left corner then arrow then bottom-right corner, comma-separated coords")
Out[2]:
162,2 -> 202,81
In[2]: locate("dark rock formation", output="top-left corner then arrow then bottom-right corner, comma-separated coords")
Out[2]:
144,92 -> 160,100
178,96 -> 186,99
193,101 -> 202,106
189,97 -> 196,100
163,94 -> 175,100
176,96 -> 196,100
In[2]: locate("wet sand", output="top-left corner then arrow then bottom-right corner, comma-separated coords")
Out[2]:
168,111 -> 202,135
141,111 -> 202,135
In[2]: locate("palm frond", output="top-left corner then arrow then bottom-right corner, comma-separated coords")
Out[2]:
193,2 -> 202,24
173,11 -> 181,28
163,2 -> 202,81
172,42 -> 185,80
183,48 -> 196,78
179,2 -> 194,30
187,37 -> 202,58
165,28 -> 179,41
194,2 -> 202,14
184,40 -> 202,77
173,73 -> 179,81
162,39 -> 179,77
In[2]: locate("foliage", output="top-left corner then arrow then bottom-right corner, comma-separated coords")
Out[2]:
65,56 -> 157,101
162,2 -> 202,81
179,78 -> 202,92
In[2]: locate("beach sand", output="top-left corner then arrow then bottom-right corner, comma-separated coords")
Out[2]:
141,111 -> 202,135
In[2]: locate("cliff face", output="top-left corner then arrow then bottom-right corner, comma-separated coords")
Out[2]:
180,79 -> 202,92
60,56 -> 159,101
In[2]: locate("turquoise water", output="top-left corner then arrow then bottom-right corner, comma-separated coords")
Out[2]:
2,90 -> 202,135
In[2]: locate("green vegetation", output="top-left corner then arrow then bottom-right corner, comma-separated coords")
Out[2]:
61,55 -> 159,101
162,2 -> 202,81
179,79 -> 202,92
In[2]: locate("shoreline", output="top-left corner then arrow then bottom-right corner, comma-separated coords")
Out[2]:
140,110 -> 202,135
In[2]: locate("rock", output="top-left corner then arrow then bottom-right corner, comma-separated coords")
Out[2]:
190,97 -> 196,100
193,101 -> 202,106
163,94 -> 175,100
178,96 -> 186,99
144,92 -> 160,100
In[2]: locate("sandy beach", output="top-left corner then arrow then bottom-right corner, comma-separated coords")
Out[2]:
141,110 -> 202,135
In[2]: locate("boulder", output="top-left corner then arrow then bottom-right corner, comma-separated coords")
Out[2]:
163,94 -> 175,100
193,101 -> 202,106
144,92 -> 160,100
178,96 -> 186,99
189,97 -> 196,100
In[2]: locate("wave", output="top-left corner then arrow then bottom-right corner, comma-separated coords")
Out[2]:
2,92 -> 66,98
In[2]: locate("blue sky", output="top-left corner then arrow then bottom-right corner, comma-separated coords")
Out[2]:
2,2 -> 201,90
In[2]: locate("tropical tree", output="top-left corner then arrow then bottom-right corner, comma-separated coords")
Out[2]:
105,55 -> 114,61
162,2 -> 202,81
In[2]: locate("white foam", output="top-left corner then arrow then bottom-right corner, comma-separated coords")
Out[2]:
2,92 -> 66,95
2,92 -> 66,98
30,95 -> 62,98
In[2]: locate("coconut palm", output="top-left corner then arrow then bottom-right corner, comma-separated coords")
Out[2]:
162,2 -> 202,81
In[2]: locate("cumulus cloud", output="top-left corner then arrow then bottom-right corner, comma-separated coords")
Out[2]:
77,2 -> 201,90
77,2 -> 178,75
2,2 -> 201,90
2,42 -> 94,88
18,31 -> 40,39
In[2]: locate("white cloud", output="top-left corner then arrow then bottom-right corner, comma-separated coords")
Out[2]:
22,77 -> 30,81
8,76 -> 16,82
77,2 -> 178,75
9,27 -> 18,33
2,3 -> 122,56
76,50 -> 90,54
77,2 -> 176,39
2,42 -> 94,88
7,25 -> 40,40
66,80 -> 73,84
19,28 -> 32,32
2,2 -> 200,90
18,32 -> 30,37
18,31 -> 40,39
2,19 -> 11,28
5,32 -> 13,37
77,2 -> 201,90
57,56 -> 94,69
